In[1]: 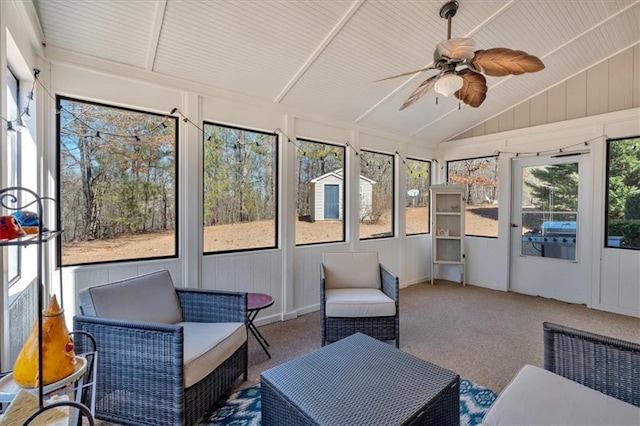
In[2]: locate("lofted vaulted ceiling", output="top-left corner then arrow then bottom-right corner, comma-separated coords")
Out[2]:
32,0 -> 640,143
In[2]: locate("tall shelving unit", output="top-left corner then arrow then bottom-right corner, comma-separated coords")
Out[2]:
0,186 -> 95,425
430,184 -> 466,286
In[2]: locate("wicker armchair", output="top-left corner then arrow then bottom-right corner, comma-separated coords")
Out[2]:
321,252 -> 399,347
73,270 -> 248,426
543,321 -> 640,407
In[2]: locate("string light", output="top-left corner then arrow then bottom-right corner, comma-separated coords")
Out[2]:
274,128 -> 350,158
1,69 -> 37,131
344,141 -> 360,157
495,135 -> 605,157
396,151 -> 432,177
26,69 -> 176,142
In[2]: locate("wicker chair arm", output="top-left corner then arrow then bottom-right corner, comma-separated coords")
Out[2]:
380,264 -> 399,302
176,289 -> 247,323
543,321 -> 640,407
73,315 -> 185,425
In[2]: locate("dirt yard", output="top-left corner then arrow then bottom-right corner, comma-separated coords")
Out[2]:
62,206 -> 498,265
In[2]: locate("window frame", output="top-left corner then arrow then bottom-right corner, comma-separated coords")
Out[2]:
604,136 -> 640,251
294,137 -> 346,247
56,95 -> 179,266
359,149 -> 396,241
202,121 -> 278,255
446,154 -> 499,239
6,67 -> 21,285
405,157 -> 431,236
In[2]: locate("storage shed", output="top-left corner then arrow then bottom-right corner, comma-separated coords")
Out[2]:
310,169 -> 375,221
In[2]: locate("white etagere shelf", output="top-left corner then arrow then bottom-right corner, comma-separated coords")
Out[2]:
430,184 -> 466,285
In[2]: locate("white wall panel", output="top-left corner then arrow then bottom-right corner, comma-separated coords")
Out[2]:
530,92 -> 548,126
600,250 -> 620,306
547,84 -> 567,123
295,119 -> 350,144
618,250 -> 640,311
586,61 -> 610,116
459,46 -> 640,138
608,48 -> 635,112
403,235 -> 430,287
51,63 -> 182,113
566,71 -> 587,120
513,102 -> 530,130
442,109 -> 640,317
201,97 -> 282,133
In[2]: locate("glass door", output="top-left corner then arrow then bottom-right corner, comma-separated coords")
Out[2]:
510,153 -> 591,303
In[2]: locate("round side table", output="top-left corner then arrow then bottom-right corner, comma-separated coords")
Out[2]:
247,293 -> 274,358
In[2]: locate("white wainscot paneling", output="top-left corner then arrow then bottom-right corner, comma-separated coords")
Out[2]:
202,250 -> 283,323
402,234 -> 430,287
293,246 -> 331,315
465,237 -> 507,291
358,238 -> 402,276
600,249 -> 640,315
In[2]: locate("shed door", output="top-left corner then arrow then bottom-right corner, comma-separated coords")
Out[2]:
324,184 -> 339,219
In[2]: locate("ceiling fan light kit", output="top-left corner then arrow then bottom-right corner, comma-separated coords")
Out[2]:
434,72 -> 463,97
378,0 -> 545,110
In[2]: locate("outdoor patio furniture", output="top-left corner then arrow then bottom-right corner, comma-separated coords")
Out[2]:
73,270 -> 248,426
482,322 -> 640,425
321,251 -> 399,347
261,332 -> 460,425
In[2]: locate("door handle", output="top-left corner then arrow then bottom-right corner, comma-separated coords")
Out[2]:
511,223 -> 519,228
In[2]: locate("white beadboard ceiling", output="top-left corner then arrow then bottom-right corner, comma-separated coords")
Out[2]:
32,0 -> 640,144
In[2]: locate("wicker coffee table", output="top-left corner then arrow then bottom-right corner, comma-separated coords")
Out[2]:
260,333 -> 460,425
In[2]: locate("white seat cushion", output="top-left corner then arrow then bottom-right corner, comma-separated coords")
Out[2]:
325,288 -> 396,318
483,364 -> 640,425
180,322 -> 247,388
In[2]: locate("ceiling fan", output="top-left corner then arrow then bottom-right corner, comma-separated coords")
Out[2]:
378,0 -> 545,110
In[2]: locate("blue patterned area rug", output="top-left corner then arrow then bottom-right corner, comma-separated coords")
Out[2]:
199,378 -> 496,425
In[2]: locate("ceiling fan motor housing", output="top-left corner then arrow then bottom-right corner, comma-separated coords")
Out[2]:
439,1 -> 459,20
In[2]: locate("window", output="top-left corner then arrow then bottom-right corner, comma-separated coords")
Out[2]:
57,97 -> 178,265
605,137 -> 640,250
405,158 -> 431,235
295,139 -> 345,245
5,68 -> 20,284
360,150 -> 394,239
447,156 -> 499,238
203,123 -> 277,253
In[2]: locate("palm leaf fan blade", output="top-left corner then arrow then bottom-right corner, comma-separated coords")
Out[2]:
455,70 -> 487,108
471,48 -> 545,77
400,75 -> 438,110
375,66 -> 435,82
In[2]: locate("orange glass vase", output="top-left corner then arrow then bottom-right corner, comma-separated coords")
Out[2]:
12,295 -> 76,388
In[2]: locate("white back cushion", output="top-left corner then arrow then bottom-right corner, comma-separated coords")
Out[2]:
323,252 -> 380,289
82,270 -> 183,324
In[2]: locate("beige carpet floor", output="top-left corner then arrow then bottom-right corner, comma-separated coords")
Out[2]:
93,280 -> 640,424
243,280 -> 640,394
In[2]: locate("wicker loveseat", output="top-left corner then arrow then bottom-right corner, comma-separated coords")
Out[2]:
73,270 -> 248,426
483,322 -> 640,425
